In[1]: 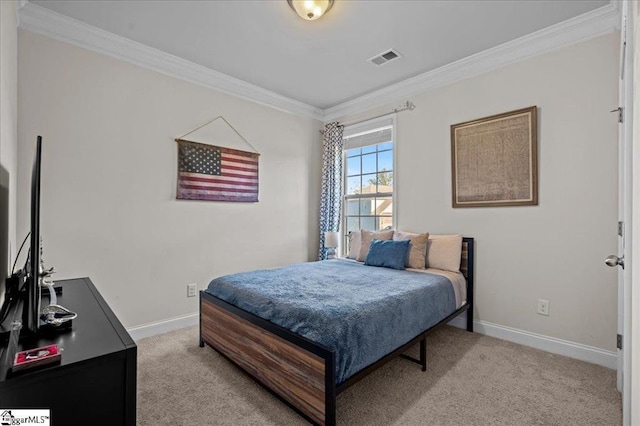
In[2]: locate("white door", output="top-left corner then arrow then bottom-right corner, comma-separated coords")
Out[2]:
631,1 -> 640,423
607,2 -> 634,424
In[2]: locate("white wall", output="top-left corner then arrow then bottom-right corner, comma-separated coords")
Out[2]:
337,34 -> 620,351
0,1 -> 19,301
17,30 -> 322,329
14,21 -> 619,352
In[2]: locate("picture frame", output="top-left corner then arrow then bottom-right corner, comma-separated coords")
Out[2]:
450,106 -> 538,208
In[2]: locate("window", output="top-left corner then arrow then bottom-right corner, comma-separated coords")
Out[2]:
342,117 -> 394,254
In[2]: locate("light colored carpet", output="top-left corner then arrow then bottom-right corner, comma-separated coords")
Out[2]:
137,325 -> 621,425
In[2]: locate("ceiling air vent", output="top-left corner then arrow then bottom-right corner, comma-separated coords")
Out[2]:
368,49 -> 401,66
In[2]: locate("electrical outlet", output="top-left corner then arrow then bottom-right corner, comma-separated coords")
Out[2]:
537,299 -> 549,316
187,283 -> 197,297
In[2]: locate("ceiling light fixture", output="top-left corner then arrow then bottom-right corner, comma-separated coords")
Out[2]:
287,0 -> 334,21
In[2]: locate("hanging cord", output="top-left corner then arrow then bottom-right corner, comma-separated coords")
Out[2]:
11,232 -> 30,275
175,116 -> 260,154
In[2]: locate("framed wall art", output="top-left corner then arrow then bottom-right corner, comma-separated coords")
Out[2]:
175,116 -> 260,203
451,106 -> 538,208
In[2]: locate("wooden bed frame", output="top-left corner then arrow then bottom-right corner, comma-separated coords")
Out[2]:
200,237 -> 474,426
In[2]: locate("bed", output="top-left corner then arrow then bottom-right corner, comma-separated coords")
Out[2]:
199,237 -> 474,426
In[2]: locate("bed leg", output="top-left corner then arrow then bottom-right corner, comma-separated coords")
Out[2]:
466,310 -> 474,333
420,336 -> 427,372
326,353 -> 336,426
326,395 -> 336,426
199,293 -> 206,347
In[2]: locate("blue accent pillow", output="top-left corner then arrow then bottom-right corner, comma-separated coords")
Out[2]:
364,239 -> 411,270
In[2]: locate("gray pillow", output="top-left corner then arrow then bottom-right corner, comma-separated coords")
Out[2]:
358,229 -> 394,262
393,231 -> 429,269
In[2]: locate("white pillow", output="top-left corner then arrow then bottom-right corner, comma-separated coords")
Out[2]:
426,234 -> 463,272
346,230 -> 361,260
358,229 -> 394,262
393,231 -> 429,269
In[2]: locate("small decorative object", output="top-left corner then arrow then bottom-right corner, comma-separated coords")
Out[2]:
451,106 -> 537,208
13,344 -> 62,372
40,304 -> 77,327
175,116 -> 260,202
287,0 -> 334,20
324,231 -> 340,259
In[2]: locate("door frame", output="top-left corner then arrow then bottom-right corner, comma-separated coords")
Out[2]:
629,0 -> 639,423
619,1 -> 636,425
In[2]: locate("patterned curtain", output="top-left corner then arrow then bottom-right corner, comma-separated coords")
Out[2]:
318,122 -> 344,260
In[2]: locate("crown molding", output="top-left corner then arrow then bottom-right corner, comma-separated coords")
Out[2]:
18,1 -> 620,124
17,2 -> 324,121
324,2 -> 621,122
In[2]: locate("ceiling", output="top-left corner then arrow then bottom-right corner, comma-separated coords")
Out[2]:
32,0 -> 610,110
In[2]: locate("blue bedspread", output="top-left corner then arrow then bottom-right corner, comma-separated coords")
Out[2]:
205,260 -> 456,384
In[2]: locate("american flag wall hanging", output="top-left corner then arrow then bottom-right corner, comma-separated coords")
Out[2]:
176,139 -> 259,202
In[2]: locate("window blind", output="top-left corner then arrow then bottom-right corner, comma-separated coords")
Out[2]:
343,117 -> 393,150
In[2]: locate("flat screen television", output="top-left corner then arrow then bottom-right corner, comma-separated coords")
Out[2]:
22,136 -> 42,334
0,135 -> 73,340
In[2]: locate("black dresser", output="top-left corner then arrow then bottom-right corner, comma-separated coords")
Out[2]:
0,277 -> 136,426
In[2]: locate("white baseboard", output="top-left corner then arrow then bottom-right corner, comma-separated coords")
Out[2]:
127,312 -> 198,341
448,314 -> 617,370
126,311 -> 617,370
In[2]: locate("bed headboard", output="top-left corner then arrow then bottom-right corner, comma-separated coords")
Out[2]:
460,237 -> 474,281
460,237 -> 474,317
